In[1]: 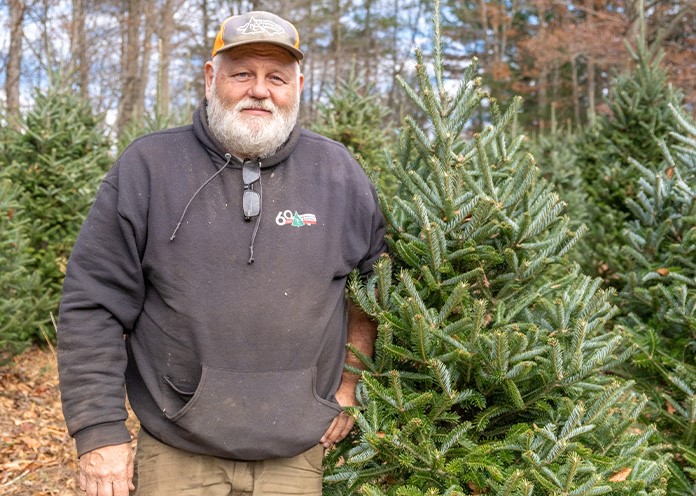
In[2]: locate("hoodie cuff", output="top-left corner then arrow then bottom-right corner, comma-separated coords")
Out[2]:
73,421 -> 133,458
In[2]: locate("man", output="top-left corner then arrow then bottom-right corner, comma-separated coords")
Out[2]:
58,10 -> 386,496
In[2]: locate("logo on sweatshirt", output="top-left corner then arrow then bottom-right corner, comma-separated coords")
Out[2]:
276,210 -> 317,227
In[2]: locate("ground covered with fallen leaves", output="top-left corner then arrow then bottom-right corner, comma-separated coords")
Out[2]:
0,346 -> 138,495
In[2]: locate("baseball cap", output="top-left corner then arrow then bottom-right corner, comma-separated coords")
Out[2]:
211,11 -> 304,61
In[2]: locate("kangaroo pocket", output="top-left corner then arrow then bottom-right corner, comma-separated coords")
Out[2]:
164,365 -> 342,460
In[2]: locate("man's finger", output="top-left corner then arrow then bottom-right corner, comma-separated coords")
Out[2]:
97,479 -> 114,496
320,417 -> 340,446
85,477 -> 99,496
79,471 -> 87,492
112,479 -> 131,496
321,412 -> 355,447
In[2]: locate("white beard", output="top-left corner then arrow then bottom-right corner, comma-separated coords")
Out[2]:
207,80 -> 299,159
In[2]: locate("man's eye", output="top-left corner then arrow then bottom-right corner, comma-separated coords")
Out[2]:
269,76 -> 286,85
233,72 -> 252,80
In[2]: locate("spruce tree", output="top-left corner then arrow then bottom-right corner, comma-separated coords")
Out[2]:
0,75 -> 111,345
612,105 -> 696,495
530,113 -> 590,269
0,177 -> 48,360
323,4 -> 668,494
574,40 -> 685,281
312,73 -> 396,197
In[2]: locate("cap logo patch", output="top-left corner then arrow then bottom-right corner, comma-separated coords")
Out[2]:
237,17 -> 286,37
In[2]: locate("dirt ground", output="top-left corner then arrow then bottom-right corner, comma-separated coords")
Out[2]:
0,346 -> 138,496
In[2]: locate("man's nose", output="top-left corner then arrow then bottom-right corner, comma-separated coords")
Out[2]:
248,78 -> 271,99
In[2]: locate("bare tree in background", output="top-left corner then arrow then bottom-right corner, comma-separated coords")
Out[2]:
6,0 -> 27,127
69,0 -> 89,98
116,0 -> 143,135
156,0 -> 175,117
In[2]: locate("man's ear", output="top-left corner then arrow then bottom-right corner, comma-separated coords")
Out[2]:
298,72 -> 305,93
204,61 -> 215,99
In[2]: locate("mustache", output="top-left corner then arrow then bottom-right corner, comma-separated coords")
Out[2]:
234,98 -> 276,113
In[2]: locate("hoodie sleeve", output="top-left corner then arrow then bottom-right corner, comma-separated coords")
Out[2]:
57,153 -> 148,457
356,181 -> 388,278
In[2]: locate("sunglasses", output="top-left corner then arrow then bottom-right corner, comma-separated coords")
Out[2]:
242,160 -> 261,220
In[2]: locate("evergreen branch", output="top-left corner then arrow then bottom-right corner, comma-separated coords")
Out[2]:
504,379 -> 525,409
361,373 -> 406,410
431,0 -> 445,97
442,267 -> 484,287
415,196 -> 443,274
669,103 -> 696,136
500,153 -> 537,209
428,358 -> 454,396
475,134 -> 497,200
437,282 -> 469,325
346,343 -> 376,372
450,79 -> 485,140
393,239 -> 425,270
406,169 -> 443,210
403,391 -> 436,412
396,74 -> 428,115
401,270 -> 431,324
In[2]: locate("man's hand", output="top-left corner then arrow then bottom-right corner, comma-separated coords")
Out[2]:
320,381 -> 358,448
78,443 -> 135,496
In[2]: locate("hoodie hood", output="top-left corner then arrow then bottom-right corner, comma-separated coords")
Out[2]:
192,97 -> 302,170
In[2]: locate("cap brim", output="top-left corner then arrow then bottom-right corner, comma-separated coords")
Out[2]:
214,40 -> 304,61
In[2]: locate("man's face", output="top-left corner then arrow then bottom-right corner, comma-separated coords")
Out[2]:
205,44 -> 305,159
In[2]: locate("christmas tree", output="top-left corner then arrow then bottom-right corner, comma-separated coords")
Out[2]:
312,71 -> 396,197
612,104 -> 696,495
323,3 -> 668,494
574,39 -> 685,281
0,75 -> 111,344
530,112 -> 591,270
0,177 -> 48,359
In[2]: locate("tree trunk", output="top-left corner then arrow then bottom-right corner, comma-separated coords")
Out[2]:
6,0 -> 27,127
195,0 -> 211,101
571,55 -> 581,128
478,0 -> 489,59
134,0 -> 154,120
117,0 -> 143,136
538,67 -> 548,131
364,0 -> 373,85
331,0 -> 343,85
587,56 -> 596,124
70,0 -> 89,98
305,1 -> 316,122
157,0 -> 176,118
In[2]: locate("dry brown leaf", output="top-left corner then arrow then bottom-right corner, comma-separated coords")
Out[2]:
609,467 -> 632,482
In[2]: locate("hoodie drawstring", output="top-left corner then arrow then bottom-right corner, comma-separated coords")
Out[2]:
169,154 -> 232,241
248,159 -> 262,264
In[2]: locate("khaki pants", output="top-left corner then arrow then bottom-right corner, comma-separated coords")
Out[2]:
133,429 -> 324,496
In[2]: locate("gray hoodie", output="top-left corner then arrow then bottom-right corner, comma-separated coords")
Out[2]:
57,100 -> 387,460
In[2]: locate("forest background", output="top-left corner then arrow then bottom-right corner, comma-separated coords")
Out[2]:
2,0 -> 695,135
1,0 -> 696,495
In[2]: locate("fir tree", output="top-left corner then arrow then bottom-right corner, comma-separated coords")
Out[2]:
0,75 -> 111,345
323,4 -> 668,494
612,104 -> 696,495
116,105 -> 189,156
0,177 -> 49,360
311,71 -> 396,197
530,111 -> 590,269
574,40 -> 685,280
